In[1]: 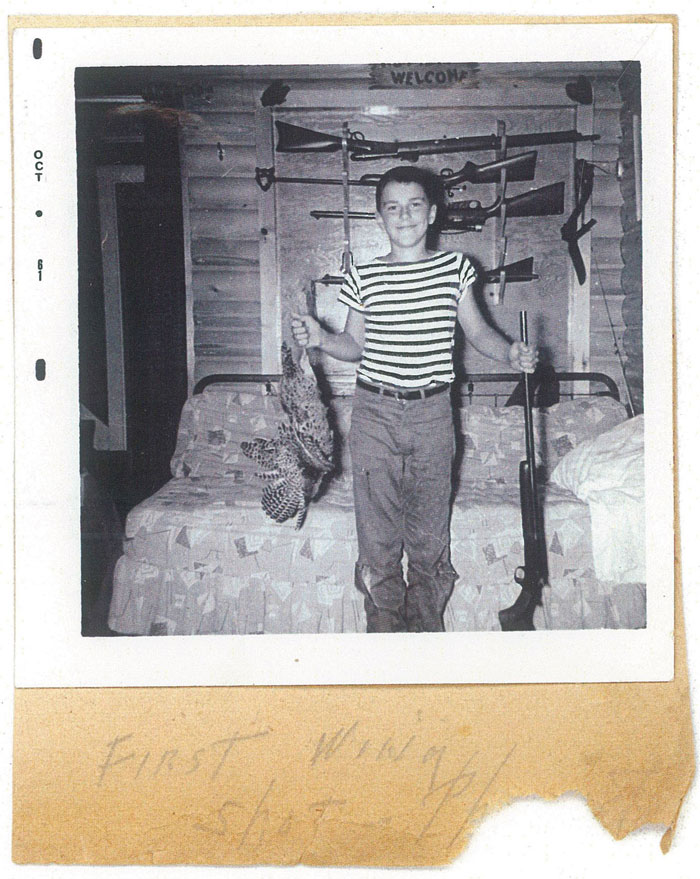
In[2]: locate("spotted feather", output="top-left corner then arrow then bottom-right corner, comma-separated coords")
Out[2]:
240,344 -> 334,528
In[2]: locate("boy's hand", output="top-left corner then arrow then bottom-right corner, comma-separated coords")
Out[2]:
291,312 -> 323,349
508,341 -> 538,374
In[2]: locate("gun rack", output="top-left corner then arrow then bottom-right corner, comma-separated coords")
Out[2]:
340,121 -> 353,274
264,116 -> 584,309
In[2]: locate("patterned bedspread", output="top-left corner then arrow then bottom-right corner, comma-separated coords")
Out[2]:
109,471 -> 645,636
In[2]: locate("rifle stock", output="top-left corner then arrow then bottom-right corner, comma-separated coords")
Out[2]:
499,311 -> 548,632
482,257 -> 538,284
276,120 -> 599,162
441,150 -> 538,187
276,121 -> 344,153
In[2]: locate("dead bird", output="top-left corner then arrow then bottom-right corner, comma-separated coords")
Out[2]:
241,343 -> 333,528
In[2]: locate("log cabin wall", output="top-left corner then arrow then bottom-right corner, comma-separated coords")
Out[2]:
178,63 -> 630,401
617,63 -> 643,413
588,72 -> 633,410
180,82 -> 263,385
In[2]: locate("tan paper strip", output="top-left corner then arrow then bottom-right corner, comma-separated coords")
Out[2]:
13,579 -> 693,866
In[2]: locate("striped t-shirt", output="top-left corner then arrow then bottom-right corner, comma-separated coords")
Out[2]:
338,250 -> 477,388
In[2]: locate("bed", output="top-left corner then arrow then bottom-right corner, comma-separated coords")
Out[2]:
108,371 -> 646,635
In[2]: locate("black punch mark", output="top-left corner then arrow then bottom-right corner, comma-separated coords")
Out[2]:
32,38 -> 42,60
35,359 -> 46,381
35,210 -> 43,217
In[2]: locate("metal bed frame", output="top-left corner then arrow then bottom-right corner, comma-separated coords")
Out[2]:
192,370 -> 621,404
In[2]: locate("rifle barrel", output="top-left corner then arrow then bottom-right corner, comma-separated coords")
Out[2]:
277,174 -> 373,187
520,311 -> 539,528
349,131 -> 598,161
310,210 -> 373,220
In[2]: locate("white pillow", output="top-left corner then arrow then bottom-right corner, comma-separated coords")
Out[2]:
551,416 -> 645,583
550,415 -> 644,501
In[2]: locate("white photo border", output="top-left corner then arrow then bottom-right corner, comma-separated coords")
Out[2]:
12,19 -> 675,687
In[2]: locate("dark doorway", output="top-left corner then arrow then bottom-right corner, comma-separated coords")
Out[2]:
77,80 -> 189,633
117,128 -> 188,506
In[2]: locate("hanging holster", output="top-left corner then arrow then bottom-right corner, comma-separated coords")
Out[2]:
561,158 -> 596,285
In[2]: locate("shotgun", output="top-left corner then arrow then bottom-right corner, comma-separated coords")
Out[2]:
498,311 -> 549,632
310,181 -> 565,232
276,120 -> 599,162
255,150 -> 537,193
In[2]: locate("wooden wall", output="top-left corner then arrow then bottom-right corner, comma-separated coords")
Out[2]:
181,83 -> 263,385
588,87 -> 629,406
618,64 -> 644,413
177,63 -> 630,402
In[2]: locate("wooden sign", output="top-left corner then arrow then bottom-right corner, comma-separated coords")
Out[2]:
370,63 -> 479,89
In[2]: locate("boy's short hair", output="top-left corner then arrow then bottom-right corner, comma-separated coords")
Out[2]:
375,165 -> 442,212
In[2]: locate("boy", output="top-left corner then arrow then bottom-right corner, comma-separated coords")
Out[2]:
292,166 -> 536,633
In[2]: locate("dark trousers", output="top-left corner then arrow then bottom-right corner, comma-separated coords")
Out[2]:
348,385 -> 457,633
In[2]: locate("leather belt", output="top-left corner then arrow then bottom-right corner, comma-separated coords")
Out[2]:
356,378 -> 449,401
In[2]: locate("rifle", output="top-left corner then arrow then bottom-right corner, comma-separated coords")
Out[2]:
310,181 -> 565,232
362,151 -> 538,188
314,258 -> 538,287
275,120 -> 599,162
561,159 -> 596,284
255,150 -> 537,193
498,311 -> 548,632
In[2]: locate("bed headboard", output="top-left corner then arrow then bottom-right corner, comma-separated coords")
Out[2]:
193,370 -> 622,407
193,373 -> 282,395
460,371 -> 621,405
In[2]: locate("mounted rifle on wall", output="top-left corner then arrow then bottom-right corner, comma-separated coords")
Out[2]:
255,151 -> 538,193
366,150 -> 539,193
310,181 -> 565,233
275,120 -> 599,162
310,256 -> 539,289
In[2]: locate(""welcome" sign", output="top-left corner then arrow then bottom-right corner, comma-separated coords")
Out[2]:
370,63 -> 480,89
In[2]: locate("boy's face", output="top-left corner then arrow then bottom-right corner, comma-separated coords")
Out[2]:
376,181 -> 437,251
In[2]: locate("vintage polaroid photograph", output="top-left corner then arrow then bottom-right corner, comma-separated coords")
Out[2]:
12,20 -> 674,686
